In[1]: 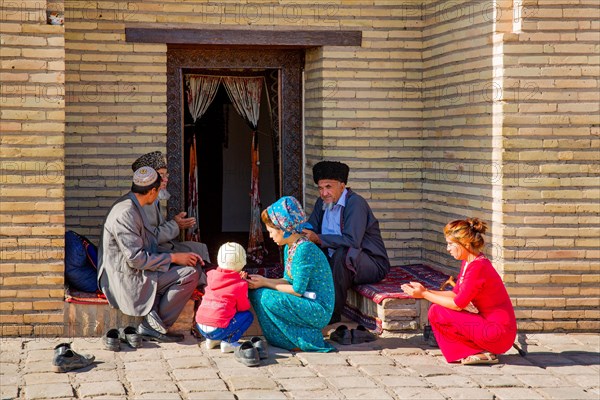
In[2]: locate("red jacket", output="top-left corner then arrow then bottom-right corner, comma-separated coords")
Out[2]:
195,267 -> 250,328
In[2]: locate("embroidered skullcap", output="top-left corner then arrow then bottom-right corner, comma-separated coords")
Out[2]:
217,242 -> 247,272
133,167 -> 158,187
131,151 -> 167,172
312,161 -> 349,184
266,196 -> 313,239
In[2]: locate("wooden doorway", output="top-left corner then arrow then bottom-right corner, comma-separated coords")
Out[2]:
166,47 -> 304,261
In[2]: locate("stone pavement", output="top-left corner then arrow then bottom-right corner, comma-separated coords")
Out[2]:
1,330 -> 598,400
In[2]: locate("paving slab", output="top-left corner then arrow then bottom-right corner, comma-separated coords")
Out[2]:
234,389 -> 288,400
425,374 -> 479,388
534,387 -> 599,400
339,387 -> 395,400
268,365 -> 318,379
177,378 -> 229,393
186,392 -> 236,400
128,379 -> 179,395
358,364 -> 410,377
392,387 -> 445,400
439,387 -> 495,400
77,381 -> 126,398
171,367 -> 220,380
564,374 -> 600,389
470,373 -> 525,388
326,375 -> 379,390
24,383 -> 74,400
288,389 -> 341,399
491,387 -> 546,400
516,373 -> 569,387
225,375 -> 279,391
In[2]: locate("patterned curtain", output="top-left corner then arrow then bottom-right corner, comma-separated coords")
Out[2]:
223,77 -> 266,264
184,75 -> 222,241
186,75 -> 221,122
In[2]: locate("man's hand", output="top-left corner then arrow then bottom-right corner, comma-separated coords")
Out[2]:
302,229 -> 321,246
171,252 -> 203,267
173,212 -> 196,229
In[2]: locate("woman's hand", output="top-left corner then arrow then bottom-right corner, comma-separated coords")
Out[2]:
246,274 -> 266,289
401,281 -> 427,299
239,271 -> 248,280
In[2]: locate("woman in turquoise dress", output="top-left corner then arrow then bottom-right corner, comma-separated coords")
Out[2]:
247,196 -> 336,352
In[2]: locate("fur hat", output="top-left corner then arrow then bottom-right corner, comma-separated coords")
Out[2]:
132,151 -> 167,172
133,167 -> 158,187
217,242 -> 247,272
312,161 -> 349,184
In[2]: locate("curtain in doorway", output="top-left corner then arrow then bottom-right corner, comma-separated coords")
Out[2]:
223,77 -> 266,264
185,76 -> 222,241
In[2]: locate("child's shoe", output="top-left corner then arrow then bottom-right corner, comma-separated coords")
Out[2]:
205,339 -> 221,350
220,341 -> 241,353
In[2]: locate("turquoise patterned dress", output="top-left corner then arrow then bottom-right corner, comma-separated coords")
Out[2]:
249,237 -> 335,352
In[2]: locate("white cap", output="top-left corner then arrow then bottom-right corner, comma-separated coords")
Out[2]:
133,167 -> 158,187
217,242 -> 246,272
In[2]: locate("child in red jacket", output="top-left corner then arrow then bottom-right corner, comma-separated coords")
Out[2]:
195,242 -> 254,353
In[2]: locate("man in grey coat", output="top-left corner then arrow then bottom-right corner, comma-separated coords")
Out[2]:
303,161 -> 390,324
131,151 -> 210,264
98,167 -> 200,342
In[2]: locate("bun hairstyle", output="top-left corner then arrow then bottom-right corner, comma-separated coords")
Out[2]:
444,218 -> 488,253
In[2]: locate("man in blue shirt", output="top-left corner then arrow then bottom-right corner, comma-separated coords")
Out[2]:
304,161 -> 390,324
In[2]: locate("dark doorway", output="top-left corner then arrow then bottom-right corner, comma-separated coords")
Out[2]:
182,76 -> 278,263
167,47 -> 305,267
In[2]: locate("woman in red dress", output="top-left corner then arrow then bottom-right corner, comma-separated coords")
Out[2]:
401,218 -> 516,365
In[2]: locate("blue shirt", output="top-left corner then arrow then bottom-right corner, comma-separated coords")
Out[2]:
322,189 -> 348,257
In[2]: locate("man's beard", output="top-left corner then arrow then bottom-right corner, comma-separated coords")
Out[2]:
158,189 -> 171,201
322,201 -> 334,211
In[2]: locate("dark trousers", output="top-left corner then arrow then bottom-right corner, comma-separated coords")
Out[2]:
154,265 -> 199,327
328,247 -> 388,318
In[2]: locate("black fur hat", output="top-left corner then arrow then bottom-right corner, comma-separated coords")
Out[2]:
132,151 -> 167,172
312,161 -> 349,184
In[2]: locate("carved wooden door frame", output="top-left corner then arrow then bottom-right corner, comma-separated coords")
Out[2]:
165,47 -> 304,219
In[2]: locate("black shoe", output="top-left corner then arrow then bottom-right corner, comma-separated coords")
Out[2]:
52,343 -> 95,373
234,341 -> 260,367
423,325 -> 432,341
137,323 -> 184,343
103,328 -> 121,351
350,325 -> 377,344
143,310 -> 167,334
119,326 -> 143,348
329,325 -> 351,345
427,333 -> 439,348
250,336 -> 269,359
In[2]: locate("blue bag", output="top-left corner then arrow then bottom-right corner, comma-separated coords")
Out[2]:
64,230 -> 99,292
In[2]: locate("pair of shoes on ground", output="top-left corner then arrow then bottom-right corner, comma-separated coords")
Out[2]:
234,337 -> 269,367
137,311 -> 184,343
422,324 -> 439,348
329,325 -> 377,345
461,352 -> 499,365
52,343 -> 95,373
103,326 -> 143,351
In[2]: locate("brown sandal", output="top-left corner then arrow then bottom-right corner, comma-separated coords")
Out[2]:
461,352 -> 498,365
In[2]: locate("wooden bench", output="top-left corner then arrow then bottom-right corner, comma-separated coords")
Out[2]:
343,264 -> 450,334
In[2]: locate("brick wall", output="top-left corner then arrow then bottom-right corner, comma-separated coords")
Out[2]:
421,0 -> 498,274
499,0 -> 599,331
1,0 -> 66,336
304,2 -> 424,265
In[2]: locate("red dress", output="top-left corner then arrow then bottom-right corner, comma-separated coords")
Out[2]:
428,255 -> 517,362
